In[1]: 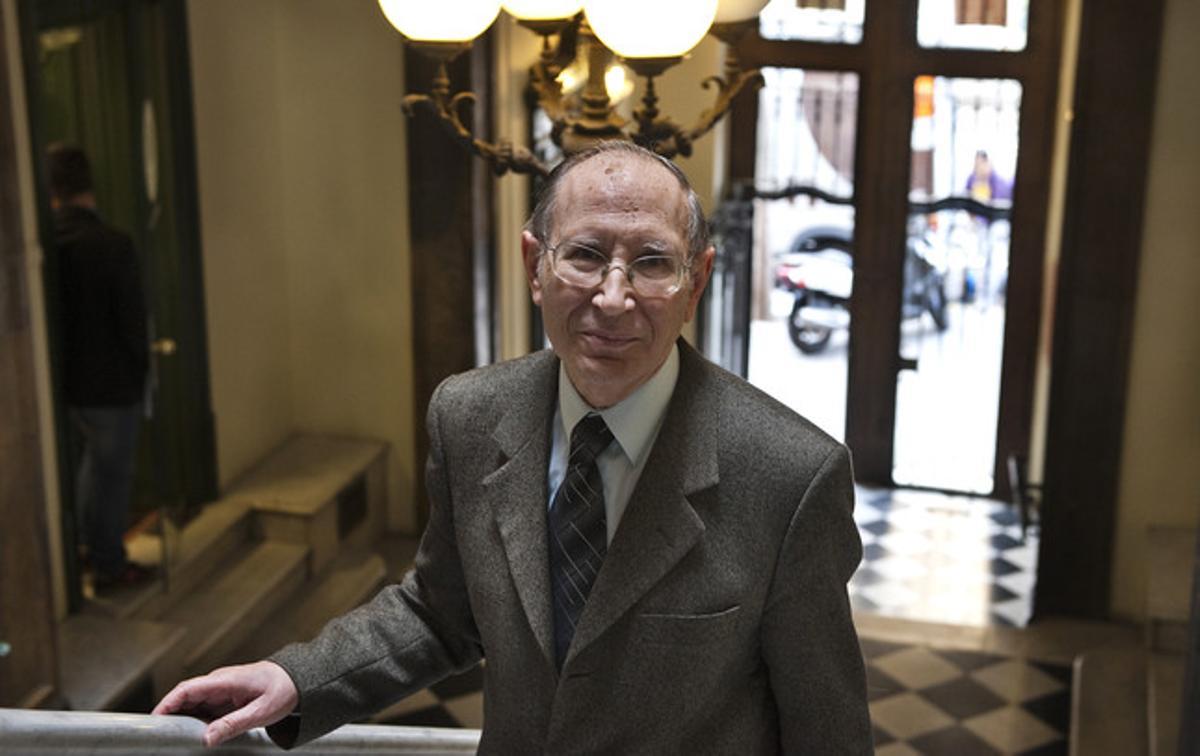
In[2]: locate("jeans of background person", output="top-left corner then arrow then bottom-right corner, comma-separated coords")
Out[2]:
72,404 -> 142,579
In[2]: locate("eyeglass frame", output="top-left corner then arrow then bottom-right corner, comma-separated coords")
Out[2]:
537,239 -> 695,298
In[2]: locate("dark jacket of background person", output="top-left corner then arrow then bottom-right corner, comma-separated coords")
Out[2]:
54,205 -> 148,406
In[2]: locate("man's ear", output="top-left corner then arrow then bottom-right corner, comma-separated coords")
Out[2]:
684,245 -> 716,322
521,230 -> 544,306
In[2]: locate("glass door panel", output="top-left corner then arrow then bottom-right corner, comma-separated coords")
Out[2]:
759,0 -> 864,44
747,67 -> 858,441
917,0 -> 1029,51
892,76 -> 1021,493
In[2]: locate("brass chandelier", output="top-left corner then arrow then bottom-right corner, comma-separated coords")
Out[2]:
377,0 -> 770,177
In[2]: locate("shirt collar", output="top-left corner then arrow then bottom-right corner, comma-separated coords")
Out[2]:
558,344 -> 679,466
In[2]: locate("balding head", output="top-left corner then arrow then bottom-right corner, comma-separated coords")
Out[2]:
527,141 -> 710,263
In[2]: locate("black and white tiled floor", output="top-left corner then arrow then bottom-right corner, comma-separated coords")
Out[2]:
863,638 -> 1070,755
851,486 -> 1038,628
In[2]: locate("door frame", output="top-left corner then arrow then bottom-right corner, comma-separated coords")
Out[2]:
17,0 -> 216,610
729,0 -> 1064,501
0,0 -> 59,708
1033,0 -> 1166,618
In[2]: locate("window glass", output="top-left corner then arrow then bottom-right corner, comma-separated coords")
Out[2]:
759,0 -> 865,45
748,68 -> 860,441
893,76 -> 1022,494
917,0 -> 1029,51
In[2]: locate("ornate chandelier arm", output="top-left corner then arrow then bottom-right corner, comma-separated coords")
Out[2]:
683,68 -> 764,146
402,62 -> 550,178
528,61 -> 571,124
631,68 -> 763,161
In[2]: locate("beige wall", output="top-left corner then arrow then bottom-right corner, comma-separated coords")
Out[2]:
1110,0 -> 1200,619
189,0 -> 418,531
189,0 -> 295,491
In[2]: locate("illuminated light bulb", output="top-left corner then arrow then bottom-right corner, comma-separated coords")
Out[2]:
557,61 -> 584,93
377,0 -> 501,42
584,0 -> 719,59
501,0 -> 583,20
605,64 -> 635,103
557,61 -> 635,103
715,0 -> 770,23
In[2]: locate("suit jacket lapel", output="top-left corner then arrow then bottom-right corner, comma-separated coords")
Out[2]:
484,352 -> 558,667
566,342 -> 721,665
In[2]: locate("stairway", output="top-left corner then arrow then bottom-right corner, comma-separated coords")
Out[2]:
59,434 -> 394,713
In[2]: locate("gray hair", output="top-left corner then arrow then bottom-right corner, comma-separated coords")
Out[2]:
525,141 -> 710,262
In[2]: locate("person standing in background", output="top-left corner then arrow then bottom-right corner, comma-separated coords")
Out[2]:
964,149 -> 1012,207
47,143 -> 154,593
962,149 -> 1013,302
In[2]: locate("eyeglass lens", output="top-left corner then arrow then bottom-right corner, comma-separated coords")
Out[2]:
550,242 -> 683,296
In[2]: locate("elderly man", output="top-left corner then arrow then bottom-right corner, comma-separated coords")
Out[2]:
154,142 -> 871,753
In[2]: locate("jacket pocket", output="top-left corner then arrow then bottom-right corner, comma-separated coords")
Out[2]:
633,605 -> 742,647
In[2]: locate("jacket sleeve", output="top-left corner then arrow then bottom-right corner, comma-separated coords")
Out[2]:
760,444 -> 873,754
266,376 -> 482,748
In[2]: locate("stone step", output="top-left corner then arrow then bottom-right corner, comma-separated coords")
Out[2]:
1149,653 -> 1185,756
229,434 -> 388,574
1071,645 -> 1148,756
227,548 -> 388,664
58,614 -> 186,712
130,499 -> 255,622
160,541 -> 309,677
1147,526 -> 1197,654
83,499 -> 255,622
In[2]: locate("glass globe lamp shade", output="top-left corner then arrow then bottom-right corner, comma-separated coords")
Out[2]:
584,0 -> 718,59
714,0 -> 770,23
501,0 -> 583,20
377,0 -> 501,42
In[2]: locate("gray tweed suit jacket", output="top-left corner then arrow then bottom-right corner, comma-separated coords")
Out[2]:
268,341 -> 872,754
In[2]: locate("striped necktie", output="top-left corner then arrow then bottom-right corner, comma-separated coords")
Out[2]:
548,412 -> 613,670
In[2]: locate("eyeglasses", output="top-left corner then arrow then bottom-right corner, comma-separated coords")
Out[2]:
542,241 -> 690,298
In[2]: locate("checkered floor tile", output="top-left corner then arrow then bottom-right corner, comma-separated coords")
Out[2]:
863,638 -> 1070,755
851,487 -> 1038,628
375,641 -> 1071,755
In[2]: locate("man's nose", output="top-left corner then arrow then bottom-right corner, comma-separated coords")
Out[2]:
592,266 -> 636,314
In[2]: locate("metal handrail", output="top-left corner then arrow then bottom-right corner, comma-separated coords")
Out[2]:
0,708 -> 481,754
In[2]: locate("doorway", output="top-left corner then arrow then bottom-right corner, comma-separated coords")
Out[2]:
892,75 -> 1022,494
715,0 -> 1061,502
700,0 -> 1064,626
21,0 -> 215,608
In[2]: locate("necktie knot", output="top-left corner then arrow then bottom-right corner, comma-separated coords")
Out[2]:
571,413 -> 613,463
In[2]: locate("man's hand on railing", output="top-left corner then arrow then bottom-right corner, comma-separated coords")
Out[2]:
152,660 -> 299,747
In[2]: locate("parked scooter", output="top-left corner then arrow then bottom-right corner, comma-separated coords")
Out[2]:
773,222 -> 949,354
